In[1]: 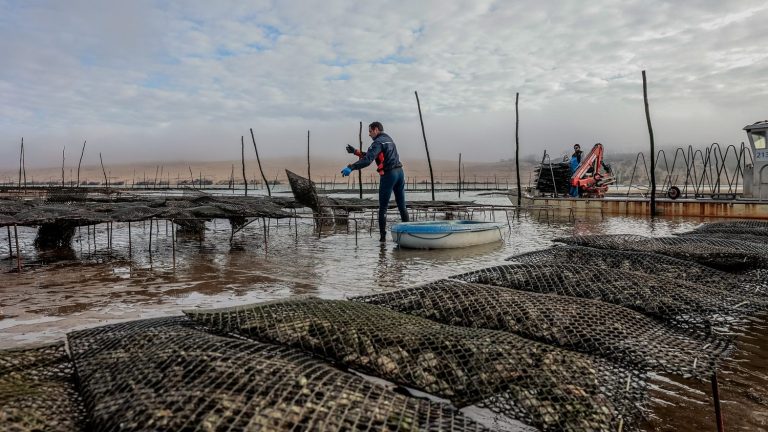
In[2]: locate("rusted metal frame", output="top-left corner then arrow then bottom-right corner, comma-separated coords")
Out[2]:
669,146 -> 693,197
692,147 -> 708,196
302,215 -> 361,246
626,152 -> 650,198
654,149 -> 672,192
715,144 -> 742,195
542,151 -> 559,198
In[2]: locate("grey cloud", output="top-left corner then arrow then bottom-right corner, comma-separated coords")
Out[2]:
1,0 -> 766,169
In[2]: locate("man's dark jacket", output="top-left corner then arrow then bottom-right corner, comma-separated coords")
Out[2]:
350,132 -> 402,175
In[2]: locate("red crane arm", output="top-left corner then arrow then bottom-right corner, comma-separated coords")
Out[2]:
571,143 -> 604,188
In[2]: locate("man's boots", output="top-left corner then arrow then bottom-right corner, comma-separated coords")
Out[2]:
379,232 -> 387,243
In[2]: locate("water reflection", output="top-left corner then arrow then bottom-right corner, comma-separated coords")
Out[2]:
0,193 -> 763,430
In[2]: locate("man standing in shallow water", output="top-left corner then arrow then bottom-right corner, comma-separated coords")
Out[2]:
341,121 -> 409,242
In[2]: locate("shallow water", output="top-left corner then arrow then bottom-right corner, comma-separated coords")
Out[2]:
0,190 -> 766,430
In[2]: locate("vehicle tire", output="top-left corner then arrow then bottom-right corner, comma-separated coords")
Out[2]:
667,186 -> 681,200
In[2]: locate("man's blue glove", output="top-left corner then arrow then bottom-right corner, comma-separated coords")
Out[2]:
341,166 -> 353,177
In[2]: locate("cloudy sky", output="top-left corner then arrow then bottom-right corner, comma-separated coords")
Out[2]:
1,0 -> 767,169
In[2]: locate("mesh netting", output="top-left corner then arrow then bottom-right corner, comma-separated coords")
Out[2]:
67,316 -> 485,432
677,231 -> 768,245
351,279 -> 731,380
0,342 -> 85,431
186,297 -> 647,431
45,188 -> 88,203
450,263 -> 768,331
507,245 -> 767,296
534,162 -> 571,195
690,220 -> 768,235
553,234 -> 768,271
286,169 -> 328,214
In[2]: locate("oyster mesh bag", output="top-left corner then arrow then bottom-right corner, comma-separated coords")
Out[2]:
186,297 -> 647,431
67,316 -> 486,432
677,230 -> 768,245
352,279 -> 731,379
450,263 -> 767,331
0,342 -> 86,432
689,220 -> 768,236
507,245 -> 767,296
553,234 -> 768,271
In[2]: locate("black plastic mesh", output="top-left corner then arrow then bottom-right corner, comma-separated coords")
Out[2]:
450,263 -> 768,331
690,220 -> 768,235
0,342 -> 85,432
67,316 -> 485,432
507,245 -> 767,296
351,279 -> 731,380
286,169 -> 327,213
553,234 -> 768,271
45,188 -> 88,203
677,231 -> 768,245
534,162 -> 571,195
186,297 -> 647,431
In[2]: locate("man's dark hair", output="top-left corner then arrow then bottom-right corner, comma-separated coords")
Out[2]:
369,121 -> 384,132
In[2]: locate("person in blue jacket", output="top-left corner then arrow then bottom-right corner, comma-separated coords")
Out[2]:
569,144 -> 582,197
341,121 -> 409,242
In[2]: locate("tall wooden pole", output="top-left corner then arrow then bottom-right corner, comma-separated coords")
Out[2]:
76,140 -> 86,187
241,136 -> 248,196
128,222 -> 132,259
18,138 -> 23,190
6,226 -> 12,260
458,153 -> 462,198
642,70 -> 657,217
250,128 -> 271,197
99,153 -> 108,189
515,92 -> 522,206
13,224 -> 21,273
61,146 -> 66,187
415,91 -> 436,201
358,122 -> 364,198
307,130 -> 311,182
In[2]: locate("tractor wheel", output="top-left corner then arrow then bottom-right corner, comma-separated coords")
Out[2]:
667,186 -> 681,200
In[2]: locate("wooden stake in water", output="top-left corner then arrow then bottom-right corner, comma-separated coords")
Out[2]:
99,153 -> 108,189
148,218 -> 153,260
171,223 -> 176,269
241,136 -> 248,196
711,371 -> 724,432
458,153 -> 462,198
515,92 -> 522,206
307,130 -> 311,182
414,90 -> 436,201
642,70 -> 657,217
61,146 -> 66,187
6,226 -> 12,260
76,140 -> 86,187
250,128 -> 271,197
14,224 -> 21,273
128,222 -> 132,259
18,138 -> 23,190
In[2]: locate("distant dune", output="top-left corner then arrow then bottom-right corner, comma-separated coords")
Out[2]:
0,157 -> 537,187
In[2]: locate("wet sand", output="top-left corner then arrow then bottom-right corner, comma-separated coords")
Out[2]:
0,190 -> 766,430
